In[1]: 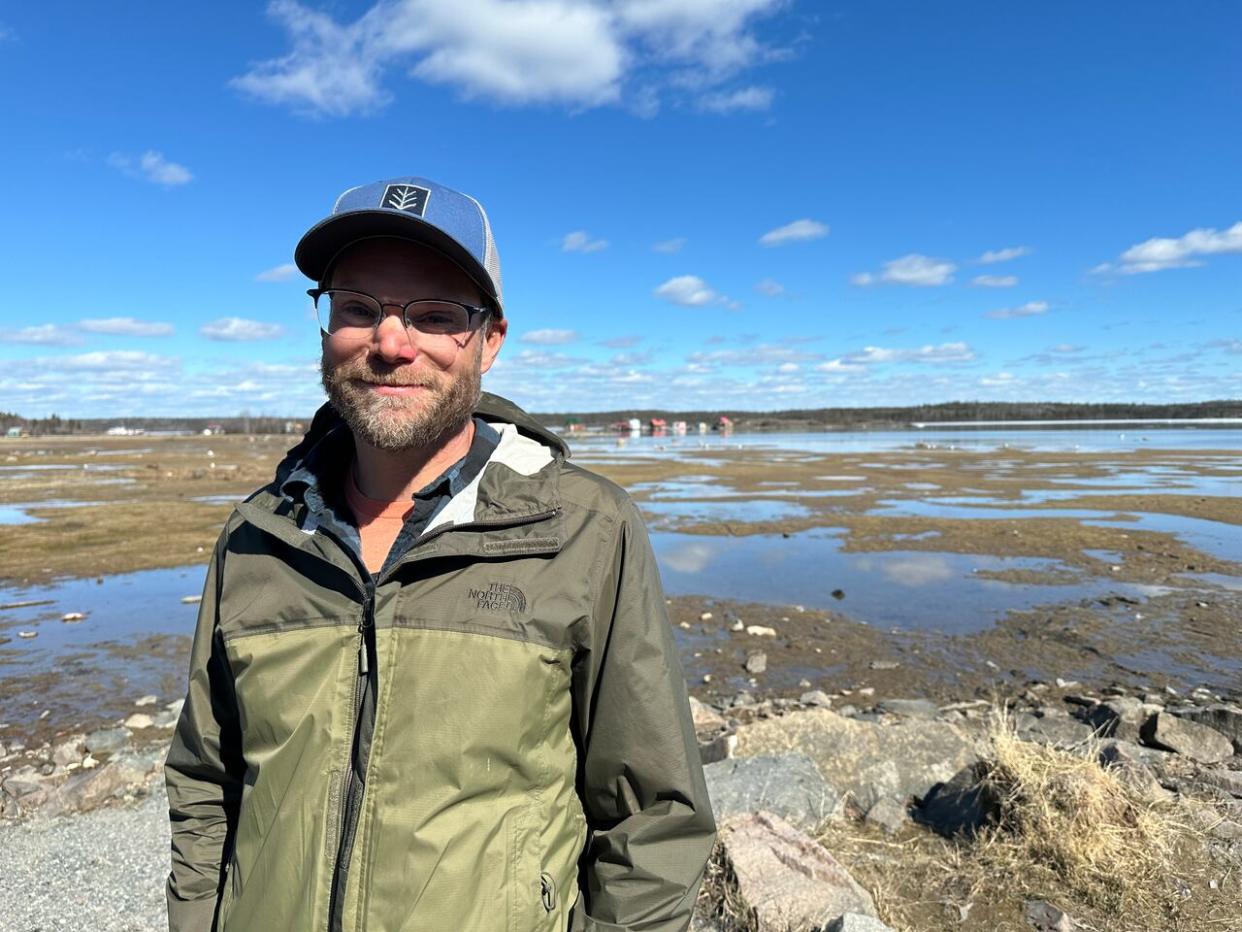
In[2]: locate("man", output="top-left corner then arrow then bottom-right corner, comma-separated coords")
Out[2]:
164,176 -> 716,932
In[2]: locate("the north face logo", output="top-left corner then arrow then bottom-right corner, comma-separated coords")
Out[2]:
381,183 -> 430,216
470,582 -> 527,613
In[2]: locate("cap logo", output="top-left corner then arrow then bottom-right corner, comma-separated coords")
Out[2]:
381,184 -> 430,216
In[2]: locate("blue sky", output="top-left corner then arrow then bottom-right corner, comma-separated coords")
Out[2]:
0,0 -> 1239,418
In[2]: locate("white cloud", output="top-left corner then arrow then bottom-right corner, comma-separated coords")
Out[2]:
1097,221 -> 1242,274
971,274 -> 1017,288
985,300 -> 1049,320
823,342 -> 977,368
79,318 -> 175,336
853,253 -> 956,287
754,278 -> 784,296
521,328 -> 579,345
0,22 -> 14,42
759,218 -> 829,247
654,275 -> 730,307
108,150 -> 193,186
561,231 -> 608,253
62,350 -> 179,371
256,263 -> 299,282
200,317 -> 285,341
652,237 -> 686,253
0,325 -> 83,346
698,84 -> 773,113
977,246 -> 1031,264
233,0 -> 788,117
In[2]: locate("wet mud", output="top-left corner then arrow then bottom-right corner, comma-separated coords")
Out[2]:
0,432 -> 1238,745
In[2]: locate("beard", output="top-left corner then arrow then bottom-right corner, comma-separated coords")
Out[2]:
320,351 -> 481,453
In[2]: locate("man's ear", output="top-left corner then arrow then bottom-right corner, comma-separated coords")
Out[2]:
479,316 -> 507,374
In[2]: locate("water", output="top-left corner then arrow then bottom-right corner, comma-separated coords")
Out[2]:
573,426 -> 1242,457
650,530 -> 1173,634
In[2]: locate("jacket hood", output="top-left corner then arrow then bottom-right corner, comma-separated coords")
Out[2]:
274,392 -> 570,488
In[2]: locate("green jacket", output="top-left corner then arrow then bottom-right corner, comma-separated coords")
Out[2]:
164,393 -> 716,932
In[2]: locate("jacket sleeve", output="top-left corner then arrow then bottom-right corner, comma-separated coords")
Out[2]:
572,499 -> 716,932
164,530 -> 245,932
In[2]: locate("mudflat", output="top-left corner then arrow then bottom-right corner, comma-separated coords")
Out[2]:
0,431 -> 1239,742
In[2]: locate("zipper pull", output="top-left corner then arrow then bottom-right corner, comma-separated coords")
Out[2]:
540,872 -> 556,912
358,634 -> 369,677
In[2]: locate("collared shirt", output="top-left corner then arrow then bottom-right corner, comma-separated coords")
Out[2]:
278,416 -> 501,579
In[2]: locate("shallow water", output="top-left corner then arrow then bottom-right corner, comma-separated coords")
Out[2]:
651,531 -> 1171,634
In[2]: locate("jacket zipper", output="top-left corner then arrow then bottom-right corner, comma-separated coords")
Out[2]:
327,581 -> 375,932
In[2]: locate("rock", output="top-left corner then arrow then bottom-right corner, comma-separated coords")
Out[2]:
1197,768 -> 1242,798
1080,697 -> 1149,741
916,763 -> 1001,837
730,620 -> 744,631
180,595 -> 202,604
153,708 -> 180,729
1142,712 -> 1233,763
700,612 -> 713,621
863,797 -> 909,835
705,754 -> 843,832
7,738 -> 26,753
689,697 -> 727,734
2,765 -> 55,798
744,652 -> 767,675
17,630 -> 37,639
720,812 -> 877,930
1097,743 -> 1166,800
735,708 -> 979,812
123,713 -> 155,730
800,690 -> 833,708
868,660 -> 900,671
1171,704 -> 1242,752
1093,738 -> 1175,770
699,730 -> 737,766
745,625 -> 776,637
1015,711 -> 1095,748
1055,678 -> 1079,690
61,612 -> 86,622
41,756 -> 155,816
84,727 -> 132,754
1025,899 -> 1077,931
876,699 -> 938,720
51,735 -> 86,768
827,915 -> 895,932
1211,820 -> 1242,841
0,741 -> 7,758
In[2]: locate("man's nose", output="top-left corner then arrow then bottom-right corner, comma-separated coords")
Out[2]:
373,311 -> 418,362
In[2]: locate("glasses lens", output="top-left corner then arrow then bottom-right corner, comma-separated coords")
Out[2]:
317,291 -> 381,334
405,301 -> 472,335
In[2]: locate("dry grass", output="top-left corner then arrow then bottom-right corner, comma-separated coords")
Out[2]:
974,711 -> 1189,915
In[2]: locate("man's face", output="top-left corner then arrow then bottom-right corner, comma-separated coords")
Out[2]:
319,238 -> 507,452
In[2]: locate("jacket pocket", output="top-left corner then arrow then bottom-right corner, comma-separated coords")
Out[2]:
510,807 -> 559,932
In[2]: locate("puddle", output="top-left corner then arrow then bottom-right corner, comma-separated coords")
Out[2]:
1080,514 -> 1242,564
640,499 -> 812,525
651,531 -> 1164,634
190,494 -> 244,505
0,506 -> 42,526
0,566 -> 205,732
871,499 -> 1128,521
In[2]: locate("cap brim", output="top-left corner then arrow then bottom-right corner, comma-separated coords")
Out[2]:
294,210 -> 500,309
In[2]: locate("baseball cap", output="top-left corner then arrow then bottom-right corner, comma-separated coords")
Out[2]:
294,176 -> 503,313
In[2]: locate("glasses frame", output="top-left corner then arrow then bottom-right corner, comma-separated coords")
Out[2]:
308,288 -> 493,340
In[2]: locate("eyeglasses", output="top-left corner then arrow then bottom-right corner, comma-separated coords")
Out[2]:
308,288 -> 491,340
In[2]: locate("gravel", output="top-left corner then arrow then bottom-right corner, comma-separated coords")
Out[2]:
0,786 -> 170,931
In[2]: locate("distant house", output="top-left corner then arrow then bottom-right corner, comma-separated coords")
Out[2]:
649,418 -> 668,434
5,426 -> 24,438
715,415 -> 734,432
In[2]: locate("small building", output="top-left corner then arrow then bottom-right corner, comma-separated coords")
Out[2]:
715,415 -> 734,433
5,426 -> 25,438
648,418 -> 667,434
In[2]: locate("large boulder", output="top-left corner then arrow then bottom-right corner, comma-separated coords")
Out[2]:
1079,697 -> 1150,742
734,708 -> 979,811
1015,710 -> 1096,748
720,812 -> 876,930
915,763 -> 1002,837
704,754 -> 842,832
1171,704 -> 1242,752
1142,712 -> 1233,764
